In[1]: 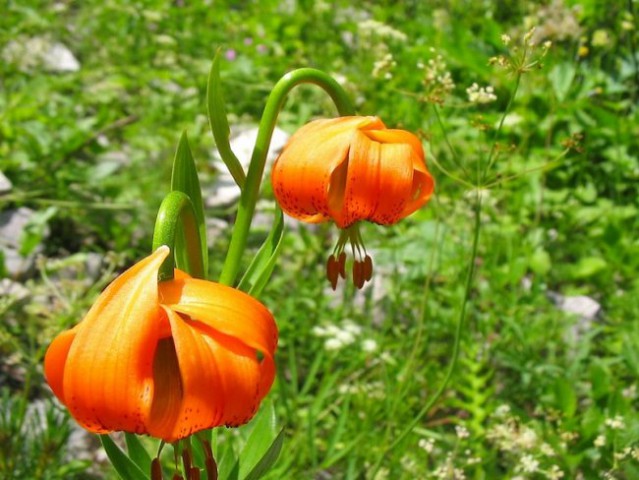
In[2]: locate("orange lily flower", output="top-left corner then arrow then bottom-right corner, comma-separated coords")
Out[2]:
271,116 -> 434,289
44,246 -> 277,442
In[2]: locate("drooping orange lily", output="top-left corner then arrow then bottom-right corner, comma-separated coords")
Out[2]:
44,246 -> 277,442
271,116 -> 434,289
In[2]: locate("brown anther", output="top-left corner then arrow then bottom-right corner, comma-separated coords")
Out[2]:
189,467 -> 201,480
326,255 -> 339,290
363,255 -> 373,282
151,458 -> 163,480
353,260 -> 365,289
205,457 -> 218,480
182,448 -> 192,475
338,252 -> 346,278
172,475 -> 184,480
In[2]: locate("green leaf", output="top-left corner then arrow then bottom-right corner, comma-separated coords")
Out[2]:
124,433 -> 152,474
171,131 -> 208,277
554,378 -> 577,418
238,209 -> 285,296
242,429 -> 285,480
207,52 -> 246,189
570,256 -> 607,279
529,248 -> 551,276
549,62 -> 576,102
239,401 -> 277,479
100,435 -> 148,480
19,206 -> 57,256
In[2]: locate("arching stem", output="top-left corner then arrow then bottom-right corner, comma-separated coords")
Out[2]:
218,68 -> 355,286
152,191 -> 205,282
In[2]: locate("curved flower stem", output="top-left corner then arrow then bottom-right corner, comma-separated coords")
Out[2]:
370,192 -> 483,475
219,68 -> 355,286
152,191 -> 205,282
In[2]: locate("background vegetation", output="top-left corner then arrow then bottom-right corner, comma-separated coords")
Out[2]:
1,0 -> 638,478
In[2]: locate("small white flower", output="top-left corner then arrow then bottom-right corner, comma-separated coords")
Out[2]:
418,438 -> 435,453
501,33 -> 512,45
362,338 -> 378,352
520,454 -> 539,473
547,465 -> 564,480
605,415 -> 625,430
594,435 -> 606,447
455,425 -> 470,439
466,83 -> 497,104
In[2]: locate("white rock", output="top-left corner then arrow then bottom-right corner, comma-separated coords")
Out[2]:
42,42 -> 80,72
551,293 -> 601,320
0,171 -> 12,194
208,125 -> 289,207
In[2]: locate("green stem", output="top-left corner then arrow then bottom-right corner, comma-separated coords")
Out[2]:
219,68 -> 355,286
482,73 -> 522,182
152,191 -> 205,282
369,192 -> 483,475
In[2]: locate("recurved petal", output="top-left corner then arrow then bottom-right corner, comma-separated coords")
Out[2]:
340,130 -> 415,226
55,246 -> 170,435
363,128 -> 434,217
271,116 -> 384,223
44,327 -> 78,404
159,278 -> 277,359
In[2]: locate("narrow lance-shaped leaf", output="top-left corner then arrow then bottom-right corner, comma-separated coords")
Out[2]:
238,401 -> 277,479
124,433 -> 153,474
170,131 -> 208,277
207,51 -> 246,189
237,209 -> 285,296
100,435 -> 148,480
242,430 -> 285,480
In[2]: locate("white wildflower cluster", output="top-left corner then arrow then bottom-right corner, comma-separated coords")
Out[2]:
604,415 -> 625,430
489,26 -> 552,74
372,52 -> 396,79
312,320 -> 363,351
418,437 -> 435,453
486,408 -> 568,479
519,454 -> 539,473
418,49 -> 455,104
523,0 -> 582,43
594,434 -> 606,447
337,380 -> 385,399
455,425 -> 470,439
466,83 -> 497,104
358,19 -> 408,43
433,453 -> 466,480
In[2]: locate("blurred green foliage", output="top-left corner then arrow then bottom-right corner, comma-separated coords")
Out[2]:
1,0 -> 638,478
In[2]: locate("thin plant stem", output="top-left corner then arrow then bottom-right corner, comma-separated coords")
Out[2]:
482,73 -> 522,181
432,104 -> 470,178
219,69 -> 354,286
152,191 -> 205,281
369,192 -> 483,476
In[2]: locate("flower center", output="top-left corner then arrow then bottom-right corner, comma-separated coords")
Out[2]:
326,223 -> 373,290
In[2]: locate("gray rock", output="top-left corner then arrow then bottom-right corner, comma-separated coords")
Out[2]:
0,245 -> 36,278
0,207 -> 48,278
0,278 -> 30,301
0,171 -> 12,194
550,292 -> 602,320
0,207 -> 37,249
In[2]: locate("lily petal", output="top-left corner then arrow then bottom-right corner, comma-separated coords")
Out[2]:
147,307 -> 225,441
54,246 -> 170,434
272,116 -> 384,222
